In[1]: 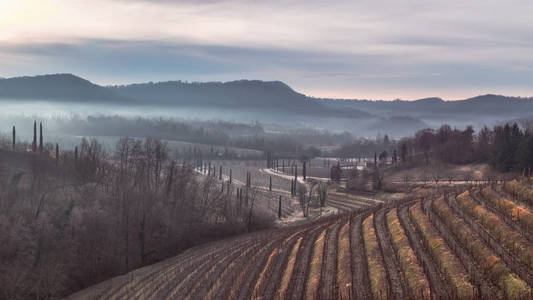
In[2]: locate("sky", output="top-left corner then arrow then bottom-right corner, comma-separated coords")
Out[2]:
1,0 -> 533,100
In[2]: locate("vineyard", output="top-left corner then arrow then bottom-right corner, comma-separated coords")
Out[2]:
69,179 -> 533,299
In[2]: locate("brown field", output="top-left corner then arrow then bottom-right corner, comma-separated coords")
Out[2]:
70,182 -> 533,299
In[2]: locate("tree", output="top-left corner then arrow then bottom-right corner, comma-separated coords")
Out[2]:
278,196 -> 282,219
378,150 -> 388,161
373,167 -> 383,190
302,161 -> 307,181
32,120 -> 37,152
317,182 -> 327,207
400,142 -> 408,162
517,131 -> 533,174
330,162 -> 341,182
12,126 -> 15,150
39,122 -> 43,153
492,123 -> 522,171
475,126 -> 492,161
384,134 -> 390,146
416,128 -> 434,165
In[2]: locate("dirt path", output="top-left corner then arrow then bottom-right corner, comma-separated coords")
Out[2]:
374,208 -> 407,300
259,234 -> 301,299
337,219 -> 353,300
260,168 -> 327,183
190,239 -> 265,300
349,214 -> 371,300
304,228 -> 327,299
319,221 -> 342,299
287,227 -> 323,300
276,236 -> 303,298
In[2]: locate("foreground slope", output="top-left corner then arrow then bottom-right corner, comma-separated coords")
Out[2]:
69,181 -> 533,299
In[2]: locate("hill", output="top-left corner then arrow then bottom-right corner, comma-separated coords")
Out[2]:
0,74 -> 127,103
317,94 -> 533,121
1,74 -> 532,136
0,74 -> 371,119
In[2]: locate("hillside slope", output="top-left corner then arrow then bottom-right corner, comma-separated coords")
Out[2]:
69,181 -> 533,300
0,74 -> 127,103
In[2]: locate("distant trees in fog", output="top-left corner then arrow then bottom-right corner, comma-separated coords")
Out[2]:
398,123 -> 533,173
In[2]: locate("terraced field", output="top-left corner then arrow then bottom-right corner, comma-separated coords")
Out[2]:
196,162 -> 297,218
327,190 -> 385,212
70,180 -> 533,299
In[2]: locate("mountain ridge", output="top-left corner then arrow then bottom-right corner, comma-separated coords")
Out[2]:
2,73 -> 532,104
1,74 -> 533,125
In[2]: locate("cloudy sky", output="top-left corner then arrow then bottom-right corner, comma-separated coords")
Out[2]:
1,0 -> 533,99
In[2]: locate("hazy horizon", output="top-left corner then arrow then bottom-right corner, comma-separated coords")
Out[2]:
2,72 -> 532,102
2,0 -> 533,99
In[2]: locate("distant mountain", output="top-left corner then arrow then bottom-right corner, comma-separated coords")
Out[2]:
316,94 -> 533,122
110,80 -> 305,108
0,74 -> 127,103
109,80 -> 374,118
0,74 -> 371,118
1,73 -> 532,136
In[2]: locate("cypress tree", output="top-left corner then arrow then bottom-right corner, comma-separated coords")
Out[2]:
55,143 -> 59,166
269,176 -> 272,191
229,169 -> 232,184
278,195 -> 282,219
290,180 -> 293,196
167,161 -> 174,196
291,179 -> 296,196
32,121 -> 37,152
303,161 -> 307,181
219,165 -> 222,180
39,122 -> 43,153
12,126 -> 15,150
74,146 -> 78,161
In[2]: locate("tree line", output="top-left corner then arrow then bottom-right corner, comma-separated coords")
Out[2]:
398,123 -> 533,173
